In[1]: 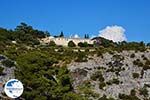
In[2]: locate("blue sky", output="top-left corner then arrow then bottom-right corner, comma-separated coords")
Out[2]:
0,0 -> 150,42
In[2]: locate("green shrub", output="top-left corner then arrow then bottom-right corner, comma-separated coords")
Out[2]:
118,93 -> 140,100
62,92 -> 85,100
106,78 -> 120,85
79,86 -> 99,99
78,42 -> 88,47
99,95 -> 115,100
130,53 -> 135,58
132,73 -> 139,78
75,52 -> 87,62
133,59 -> 143,67
112,78 -> 120,84
106,81 -> 112,85
143,65 -> 150,70
2,59 -> 15,67
141,60 -> 150,70
0,66 -> 4,74
112,54 -> 124,61
15,51 -> 77,100
139,87 -> 148,97
145,60 -> 150,65
49,41 -> 56,46
91,71 -> 104,82
68,41 -> 76,47
130,89 -> 136,96
99,82 -> 106,89
143,57 -> 148,60
144,84 -> 150,88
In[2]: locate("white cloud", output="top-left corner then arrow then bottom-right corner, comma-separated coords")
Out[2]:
99,25 -> 127,42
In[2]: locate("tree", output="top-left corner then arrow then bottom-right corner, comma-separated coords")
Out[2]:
99,95 -> 115,100
132,73 -> 139,78
118,93 -> 140,100
130,89 -> 136,96
2,59 -> 15,68
68,41 -> 76,47
15,51 -> 78,100
130,53 -> 135,58
78,42 -> 88,47
147,43 -> 150,47
78,42 -> 83,47
12,22 -> 48,45
99,82 -> 106,89
44,31 -> 50,37
62,92 -> 85,100
91,71 -> 104,82
60,31 -> 64,37
139,87 -> 148,97
0,66 -> 4,74
49,41 -> 56,46
84,34 -> 89,39
84,34 -> 87,39
75,52 -> 88,62
15,22 -> 33,33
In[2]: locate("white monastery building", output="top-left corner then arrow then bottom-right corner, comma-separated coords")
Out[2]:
40,35 -> 94,46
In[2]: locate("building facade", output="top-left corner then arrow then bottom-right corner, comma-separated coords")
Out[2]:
40,36 -> 94,46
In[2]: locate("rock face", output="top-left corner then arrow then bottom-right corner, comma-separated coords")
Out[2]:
68,50 -> 150,99
0,55 -> 15,96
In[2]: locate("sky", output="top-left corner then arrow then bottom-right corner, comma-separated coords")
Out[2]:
0,0 -> 150,42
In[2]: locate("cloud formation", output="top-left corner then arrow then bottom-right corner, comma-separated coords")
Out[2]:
99,25 -> 127,42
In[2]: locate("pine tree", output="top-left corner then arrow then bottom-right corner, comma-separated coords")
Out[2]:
84,34 -> 89,39
60,31 -> 64,37
84,34 -> 87,39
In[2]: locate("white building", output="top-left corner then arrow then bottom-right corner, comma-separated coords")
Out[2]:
40,36 -> 94,46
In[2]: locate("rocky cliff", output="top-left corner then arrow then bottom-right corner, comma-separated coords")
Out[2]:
68,50 -> 150,100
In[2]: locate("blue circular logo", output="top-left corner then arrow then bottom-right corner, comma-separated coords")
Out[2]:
4,79 -> 24,98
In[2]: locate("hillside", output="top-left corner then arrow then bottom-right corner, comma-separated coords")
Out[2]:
68,50 -> 150,100
0,23 -> 150,100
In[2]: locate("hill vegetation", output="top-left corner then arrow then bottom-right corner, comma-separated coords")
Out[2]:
0,23 -> 150,100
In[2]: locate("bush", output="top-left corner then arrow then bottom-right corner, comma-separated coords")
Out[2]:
130,53 -> 135,58
91,71 -> 104,82
15,51 -> 77,100
78,42 -> 88,47
49,41 -> 56,46
132,73 -> 139,78
143,57 -> 148,60
139,87 -> 148,97
112,54 -> 124,61
68,41 -> 76,47
118,93 -> 140,100
106,78 -> 120,85
145,60 -> 150,65
112,78 -> 120,84
2,59 -> 15,67
62,92 -> 85,100
78,42 -> 83,47
0,66 -> 4,74
99,82 -> 106,89
130,89 -> 136,96
99,95 -> 115,100
143,65 -> 150,70
75,52 -> 87,62
133,59 -> 143,67
147,43 -> 150,47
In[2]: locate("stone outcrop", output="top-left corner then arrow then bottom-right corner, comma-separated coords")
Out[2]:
68,50 -> 150,99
